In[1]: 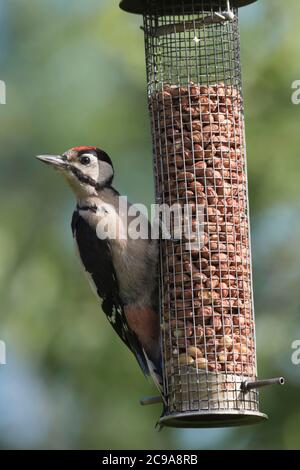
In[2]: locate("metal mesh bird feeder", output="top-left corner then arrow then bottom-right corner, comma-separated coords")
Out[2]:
120,0 -> 284,428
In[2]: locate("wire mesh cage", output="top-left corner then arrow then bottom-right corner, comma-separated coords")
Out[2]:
120,0 -> 284,428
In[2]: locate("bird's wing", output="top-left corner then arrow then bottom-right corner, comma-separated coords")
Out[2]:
71,210 -> 150,376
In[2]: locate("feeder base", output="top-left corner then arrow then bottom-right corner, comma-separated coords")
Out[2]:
159,410 -> 267,428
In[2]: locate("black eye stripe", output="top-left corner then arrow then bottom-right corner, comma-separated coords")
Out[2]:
69,163 -> 114,189
70,166 -> 98,188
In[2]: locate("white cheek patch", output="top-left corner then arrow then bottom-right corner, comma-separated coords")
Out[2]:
97,161 -> 113,186
67,154 -> 113,192
77,154 -> 100,181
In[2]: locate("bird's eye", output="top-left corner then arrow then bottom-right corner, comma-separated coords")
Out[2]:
80,156 -> 91,165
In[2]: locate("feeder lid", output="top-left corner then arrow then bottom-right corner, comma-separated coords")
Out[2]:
120,0 -> 257,15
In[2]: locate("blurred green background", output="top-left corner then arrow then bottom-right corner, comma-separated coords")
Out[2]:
0,0 -> 299,449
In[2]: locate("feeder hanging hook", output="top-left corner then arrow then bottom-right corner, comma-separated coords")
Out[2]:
215,0 -> 236,21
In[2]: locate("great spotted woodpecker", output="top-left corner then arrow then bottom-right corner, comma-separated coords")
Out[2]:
37,146 -> 163,395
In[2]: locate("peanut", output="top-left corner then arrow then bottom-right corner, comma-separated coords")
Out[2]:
179,354 -> 194,365
153,82 -> 255,377
187,346 -> 203,359
195,357 -> 208,369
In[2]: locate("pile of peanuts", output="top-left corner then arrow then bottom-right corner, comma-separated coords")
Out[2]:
151,82 -> 255,377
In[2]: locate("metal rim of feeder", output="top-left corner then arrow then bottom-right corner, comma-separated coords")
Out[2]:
119,0 -> 284,429
120,0 -> 258,14
160,409 -> 267,429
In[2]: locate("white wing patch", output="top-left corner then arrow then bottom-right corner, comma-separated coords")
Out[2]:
109,309 -> 117,324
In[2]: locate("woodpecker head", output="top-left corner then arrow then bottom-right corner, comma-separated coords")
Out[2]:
36,146 -> 114,197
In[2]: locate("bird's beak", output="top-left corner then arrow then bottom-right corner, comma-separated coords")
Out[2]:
36,154 -> 67,169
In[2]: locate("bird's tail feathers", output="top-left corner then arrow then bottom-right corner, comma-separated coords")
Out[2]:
144,353 -> 167,405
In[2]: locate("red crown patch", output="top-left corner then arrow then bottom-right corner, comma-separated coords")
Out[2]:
71,146 -> 97,153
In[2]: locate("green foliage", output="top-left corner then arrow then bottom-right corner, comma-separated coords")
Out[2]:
0,0 -> 298,449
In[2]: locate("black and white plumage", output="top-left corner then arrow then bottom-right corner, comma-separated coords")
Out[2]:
71,209 -> 152,376
37,146 -> 163,395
